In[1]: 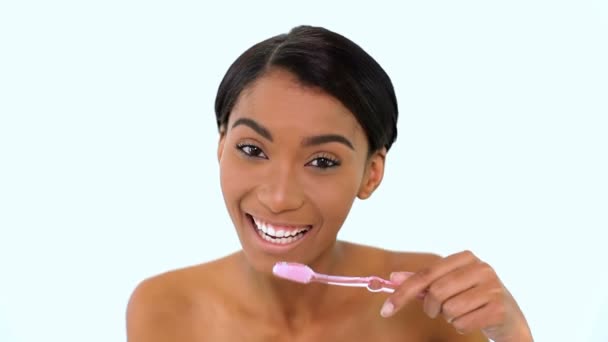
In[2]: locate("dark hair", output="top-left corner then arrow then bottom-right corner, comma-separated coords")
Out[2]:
214,25 -> 398,153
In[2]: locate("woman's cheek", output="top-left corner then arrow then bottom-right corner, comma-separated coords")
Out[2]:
305,172 -> 358,222
219,155 -> 249,199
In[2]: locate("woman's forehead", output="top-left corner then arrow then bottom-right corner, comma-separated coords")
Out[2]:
229,71 -> 362,135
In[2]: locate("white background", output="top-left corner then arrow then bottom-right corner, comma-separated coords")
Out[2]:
1,1 -> 607,341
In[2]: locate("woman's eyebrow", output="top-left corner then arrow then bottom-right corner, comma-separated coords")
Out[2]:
302,134 -> 354,150
231,117 -> 354,150
231,118 -> 273,141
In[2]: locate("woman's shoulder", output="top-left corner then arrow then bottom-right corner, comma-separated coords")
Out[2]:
127,254 -> 238,306
341,240 -> 442,273
125,254 -> 237,341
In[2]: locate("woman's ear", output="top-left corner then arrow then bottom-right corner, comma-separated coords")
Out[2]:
357,148 -> 387,200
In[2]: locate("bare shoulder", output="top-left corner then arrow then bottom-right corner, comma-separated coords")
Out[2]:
126,266 -> 203,342
387,249 -> 443,272
340,241 -> 442,273
126,255 -> 235,342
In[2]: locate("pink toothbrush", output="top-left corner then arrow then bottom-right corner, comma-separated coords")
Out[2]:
272,261 -> 399,293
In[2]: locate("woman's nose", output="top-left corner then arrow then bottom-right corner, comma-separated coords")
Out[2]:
257,165 -> 304,214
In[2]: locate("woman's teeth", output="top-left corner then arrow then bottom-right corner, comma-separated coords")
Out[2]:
252,216 -> 311,245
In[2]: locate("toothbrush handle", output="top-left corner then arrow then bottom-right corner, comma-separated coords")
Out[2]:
368,277 -> 427,298
366,276 -> 398,293
313,274 -> 397,293
313,273 -> 369,287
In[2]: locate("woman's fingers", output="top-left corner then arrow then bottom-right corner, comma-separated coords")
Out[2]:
449,296 -> 507,336
381,250 -> 532,341
439,282 -> 497,326
389,271 -> 413,285
381,250 -> 480,317
422,261 -> 486,319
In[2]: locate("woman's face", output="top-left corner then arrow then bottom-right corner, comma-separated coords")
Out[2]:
217,69 -> 385,272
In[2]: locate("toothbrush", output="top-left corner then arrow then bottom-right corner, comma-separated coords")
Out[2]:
272,261 -> 399,293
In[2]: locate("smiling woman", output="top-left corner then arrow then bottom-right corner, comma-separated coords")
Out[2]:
125,25 -> 533,342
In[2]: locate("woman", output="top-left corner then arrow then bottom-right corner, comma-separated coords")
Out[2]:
126,25 -> 533,341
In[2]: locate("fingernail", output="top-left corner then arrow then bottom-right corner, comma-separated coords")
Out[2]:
380,301 -> 394,317
390,272 -> 413,284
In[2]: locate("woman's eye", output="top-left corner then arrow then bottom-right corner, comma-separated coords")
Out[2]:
236,144 -> 267,159
307,157 -> 340,169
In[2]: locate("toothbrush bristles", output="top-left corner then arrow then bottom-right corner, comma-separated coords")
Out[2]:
272,262 -> 315,284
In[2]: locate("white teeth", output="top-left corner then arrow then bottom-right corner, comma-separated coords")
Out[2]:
251,216 -> 310,245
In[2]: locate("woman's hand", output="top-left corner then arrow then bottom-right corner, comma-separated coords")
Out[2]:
380,250 -> 533,342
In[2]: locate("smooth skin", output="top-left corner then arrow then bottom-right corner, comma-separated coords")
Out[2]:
126,69 -> 532,341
